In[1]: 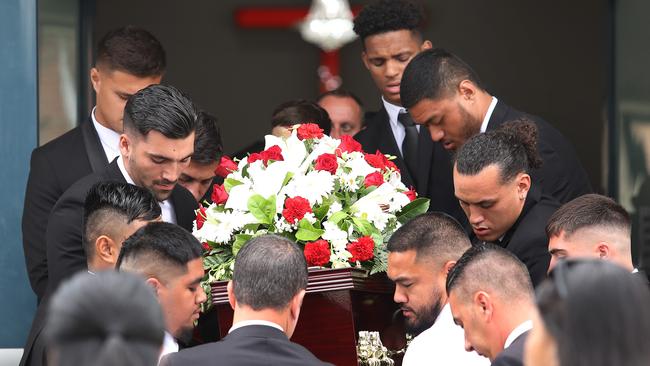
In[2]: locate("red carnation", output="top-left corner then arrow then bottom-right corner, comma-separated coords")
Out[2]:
338,135 -> 362,154
314,153 -> 338,174
196,206 -> 207,229
297,123 -> 324,140
304,240 -> 331,267
249,145 -> 284,166
347,236 -> 375,262
282,196 -> 313,224
201,242 -> 211,251
211,184 -> 229,205
364,151 -> 386,170
405,187 -> 417,201
385,159 -> 399,172
214,156 -> 238,178
364,171 -> 385,188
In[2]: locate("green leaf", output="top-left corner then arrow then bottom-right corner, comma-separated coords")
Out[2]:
224,178 -> 243,191
328,211 -> 348,225
397,197 -> 430,224
247,194 -> 276,225
295,219 -> 325,242
232,234 -> 253,256
282,172 -> 295,187
352,217 -> 376,236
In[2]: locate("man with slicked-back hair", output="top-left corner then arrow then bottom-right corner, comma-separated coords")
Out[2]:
45,84 -> 199,295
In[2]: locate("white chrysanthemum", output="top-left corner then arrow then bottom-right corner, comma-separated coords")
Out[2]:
322,221 -> 348,250
274,217 -> 294,233
285,170 -> 335,205
330,250 -> 353,268
326,201 -> 343,218
303,212 -> 317,225
194,210 -> 256,244
339,172 -> 361,192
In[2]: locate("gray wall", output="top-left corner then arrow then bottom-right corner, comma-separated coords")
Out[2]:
95,0 -> 607,191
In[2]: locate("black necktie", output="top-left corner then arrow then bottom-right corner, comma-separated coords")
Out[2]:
398,111 -> 419,180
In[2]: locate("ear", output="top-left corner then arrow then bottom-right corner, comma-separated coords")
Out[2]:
145,277 -> 163,297
90,67 -> 100,93
442,260 -> 457,278
474,291 -> 493,320
516,173 -> 531,199
421,40 -> 433,51
596,242 -> 610,259
119,134 -> 131,158
458,80 -> 478,101
289,289 -> 306,321
227,281 -> 236,311
95,235 -> 119,264
361,50 -> 371,70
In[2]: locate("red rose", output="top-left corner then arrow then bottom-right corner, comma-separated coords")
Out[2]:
214,156 -> 238,178
364,171 -> 385,188
248,152 -> 262,164
282,196 -> 313,224
211,184 -> 229,205
405,187 -> 417,201
338,135 -> 362,154
385,159 -> 399,173
196,206 -> 207,229
297,123 -> 324,140
364,151 -> 386,170
249,145 -> 284,166
201,242 -> 211,251
347,236 -> 375,262
314,153 -> 338,174
304,240 -> 331,267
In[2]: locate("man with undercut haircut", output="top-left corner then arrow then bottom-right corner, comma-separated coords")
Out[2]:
446,244 -> 537,366
453,120 -> 560,286
46,84 -> 198,294
401,48 -> 591,205
352,1 -> 465,223
178,111 -> 223,202
160,235 -> 331,366
117,221 -> 207,359
546,194 -> 635,273
387,213 -> 488,365
23,26 -> 166,302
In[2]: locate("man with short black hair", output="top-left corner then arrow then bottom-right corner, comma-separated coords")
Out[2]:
22,26 -> 166,301
453,120 -> 560,286
178,111 -> 223,202
446,244 -> 536,366
387,213 -> 488,365
117,221 -> 206,359
160,234 -> 330,366
46,84 -> 198,293
546,194 -> 634,272
317,89 -> 365,138
401,48 -> 591,204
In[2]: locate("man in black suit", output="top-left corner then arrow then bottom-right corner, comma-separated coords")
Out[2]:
351,2 -> 466,223
401,48 -> 592,205
446,244 -> 537,366
160,234 -> 331,366
19,181 -> 162,366
45,84 -> 198,293
22,26 -> 165,302
453,121 -> 560,286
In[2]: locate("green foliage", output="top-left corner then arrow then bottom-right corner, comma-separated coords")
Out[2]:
295,219 -> 325,242
397,198 -> 430,224
247,194 -> 276,225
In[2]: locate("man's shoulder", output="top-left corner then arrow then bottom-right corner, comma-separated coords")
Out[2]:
355,108 -> 388,147
33,124 -> 85,157
53,163 -> 121,209
491,332 -> 528,366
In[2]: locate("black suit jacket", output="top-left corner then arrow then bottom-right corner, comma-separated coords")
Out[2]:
472,185 -> 560,287
487,101 -> 592,204
19,291 -> 51,366
354,106 -> 466,225
160,325 -> 332,366
45,159 -> 198,293
491,331 -> 529,366
22,118 -> 107,301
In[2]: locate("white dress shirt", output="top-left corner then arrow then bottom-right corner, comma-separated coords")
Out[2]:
229,320 -> 285,334
403,304 -> 490,366
159,331 -> 179,361
116,156 -> 177,224
383,98 -> 420,156
504,320 -> 533,349
479,97 -> 499,133
91,107 -> 121,162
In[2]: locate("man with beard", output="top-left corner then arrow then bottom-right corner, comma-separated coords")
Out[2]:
387,212 -> 489,365
117,222 -> 207,359
400,48 -> 591,204
45,84 -> 198,293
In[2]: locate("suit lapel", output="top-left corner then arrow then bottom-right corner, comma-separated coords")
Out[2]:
373,108 -> 415,186
415,127 -> 433,192
102,158 -> 128,183
486,100 -> 511,132
170,185 -> 199,231
80,117 -> 109,173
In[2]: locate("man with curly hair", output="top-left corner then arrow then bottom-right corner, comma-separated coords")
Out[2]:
353,0 -> 466,225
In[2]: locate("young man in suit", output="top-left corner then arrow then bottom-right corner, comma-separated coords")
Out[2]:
45,84 -> 198,294
160,234 -> 331,366
453,121 -> 560,286
117,222 -> 207,360
20,181 -> 162,366
446,244 -> 536,366
22,26 -> 165,302
387,213 -> 489,366
401,48 -> 592,204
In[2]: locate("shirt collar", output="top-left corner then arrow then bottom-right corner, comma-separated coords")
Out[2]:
116,156 -> 135,185
382,97 -> 405,129
91,107 -> 121,160
229,320 -> 284,334
479,97 -> 499,133
160,331 -> 179,359
504,320 -> 532,349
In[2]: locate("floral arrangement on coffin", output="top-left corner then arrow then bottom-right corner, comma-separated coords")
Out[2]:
193,123 -> 429,286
